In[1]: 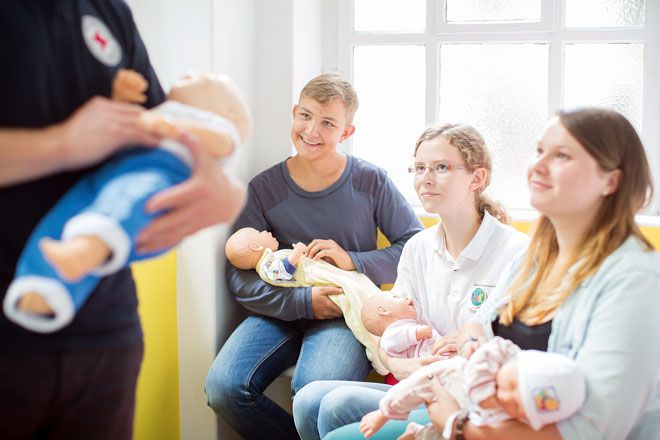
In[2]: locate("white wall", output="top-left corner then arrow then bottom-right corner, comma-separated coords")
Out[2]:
131,1 -> 332,438
129,1 -> 255,439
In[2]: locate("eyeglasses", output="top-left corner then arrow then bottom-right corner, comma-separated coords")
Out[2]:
407,161 -> 469,177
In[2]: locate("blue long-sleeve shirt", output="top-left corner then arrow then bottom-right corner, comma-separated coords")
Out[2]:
226,154 -> 423,321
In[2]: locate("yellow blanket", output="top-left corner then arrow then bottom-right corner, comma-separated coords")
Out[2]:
257,248 -> 388,375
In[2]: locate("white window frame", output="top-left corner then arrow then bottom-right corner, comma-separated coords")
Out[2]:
333,0 -> 660,216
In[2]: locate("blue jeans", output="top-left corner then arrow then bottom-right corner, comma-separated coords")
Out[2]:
324,408 -> 431,440
293,380 -> 391,440
205,315 -> 372,440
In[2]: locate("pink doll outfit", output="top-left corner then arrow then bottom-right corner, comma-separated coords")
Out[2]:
380,319 -> 441,358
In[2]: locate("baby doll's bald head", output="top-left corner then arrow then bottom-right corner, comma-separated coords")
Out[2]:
361,293 -> 417,336
168,72 -> 252,142
225,227 -> 279,270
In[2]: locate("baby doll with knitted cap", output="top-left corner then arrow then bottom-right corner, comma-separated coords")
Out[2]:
4,69 -> 251,333
360,337 -> 586,438
361,292 -> 440,359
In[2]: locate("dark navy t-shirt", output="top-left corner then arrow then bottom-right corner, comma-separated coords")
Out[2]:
0,0 -> 165,353
226,155 -> 423,321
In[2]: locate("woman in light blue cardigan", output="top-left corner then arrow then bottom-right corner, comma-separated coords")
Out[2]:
326,107 -> 660,440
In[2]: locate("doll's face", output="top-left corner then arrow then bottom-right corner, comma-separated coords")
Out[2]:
495,359 -> 528,422
249,230 -> 279,253
379,295 -> 417,321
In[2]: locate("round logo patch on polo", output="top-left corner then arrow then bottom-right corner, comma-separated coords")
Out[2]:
471,287 -> 487,306
81,15 -> 122,66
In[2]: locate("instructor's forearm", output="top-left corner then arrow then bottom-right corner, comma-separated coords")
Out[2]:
0,126 -> 67,187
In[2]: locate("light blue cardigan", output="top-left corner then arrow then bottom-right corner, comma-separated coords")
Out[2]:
474,237 -> 660,440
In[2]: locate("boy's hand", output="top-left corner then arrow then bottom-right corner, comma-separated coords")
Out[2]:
416,325 -> 433,340
359,410 -> 388,438
306,239 -> 356,271
311,286 -> 343,319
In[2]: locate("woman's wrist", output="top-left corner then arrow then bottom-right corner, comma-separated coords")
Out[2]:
458,334 -> 479,357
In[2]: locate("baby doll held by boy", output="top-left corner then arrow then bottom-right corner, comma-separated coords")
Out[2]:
4,69 -> 251,333
225,226 -> 396,375
359,336 -> 586,439
225,227 -> 308,283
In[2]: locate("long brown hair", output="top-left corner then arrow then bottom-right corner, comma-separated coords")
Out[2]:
501,107 -> 654,325
414,123 -> 510,224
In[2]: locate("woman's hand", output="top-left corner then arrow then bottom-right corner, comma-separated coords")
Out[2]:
432,334 -> 458,357
306,239 -> 356,270
381,349 -> 444,381
427,376 -> 461,432
397,422 -> 421,440
457,322 -> 487,359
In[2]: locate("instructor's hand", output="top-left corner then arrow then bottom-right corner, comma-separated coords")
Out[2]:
137,131 -> 245,253
58,96 -> 160,170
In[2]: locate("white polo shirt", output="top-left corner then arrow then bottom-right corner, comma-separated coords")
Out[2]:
390,211 -> 529,336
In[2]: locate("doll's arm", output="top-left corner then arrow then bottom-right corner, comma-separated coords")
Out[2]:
287,242 -> 307,266
416,325 -> 433,340
381,324 -> 419,355
112,69 -> 238,159
111,68 -> 148,103
136,113 -> 235,159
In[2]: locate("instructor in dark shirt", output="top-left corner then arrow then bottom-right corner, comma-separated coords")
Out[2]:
0,1 -> 244,438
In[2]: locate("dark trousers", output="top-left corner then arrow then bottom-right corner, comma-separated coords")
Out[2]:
0,343 -> 143,440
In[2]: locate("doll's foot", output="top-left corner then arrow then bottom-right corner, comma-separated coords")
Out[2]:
17,292 -> 54,316
40,236 -> 112,282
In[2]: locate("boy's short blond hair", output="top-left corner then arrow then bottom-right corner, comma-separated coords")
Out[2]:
299,73 -> 359,124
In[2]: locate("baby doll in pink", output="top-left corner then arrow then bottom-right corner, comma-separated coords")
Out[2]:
361,292 -> 440,358
360,337 -> 586,439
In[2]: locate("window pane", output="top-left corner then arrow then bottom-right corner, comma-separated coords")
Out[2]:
354,0 -> 426,32
446,0 -> 542,23
564,43 -> 643,130
353,45 -> 426,203
566,0 -> 645,27
439,44 -> 549,210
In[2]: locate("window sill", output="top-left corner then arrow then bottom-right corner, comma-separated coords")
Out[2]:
413,206 -> 660,228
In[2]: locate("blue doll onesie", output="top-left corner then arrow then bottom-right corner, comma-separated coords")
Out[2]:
3,101 -> 240,333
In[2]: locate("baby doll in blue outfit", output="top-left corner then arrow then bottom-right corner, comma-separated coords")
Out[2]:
3,69 -> 251,333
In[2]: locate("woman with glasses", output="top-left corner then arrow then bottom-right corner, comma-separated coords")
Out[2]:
293,123 -> 529,440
